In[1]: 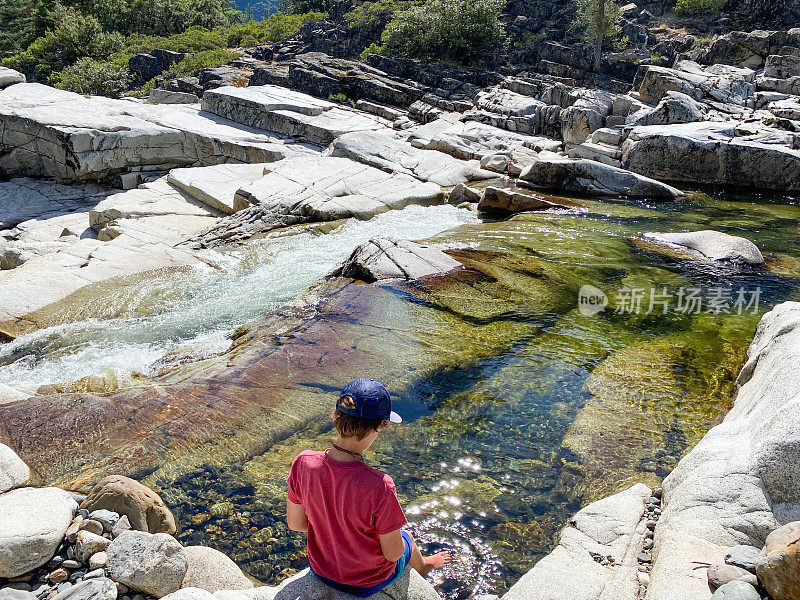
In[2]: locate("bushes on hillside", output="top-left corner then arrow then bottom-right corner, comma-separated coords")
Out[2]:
344,0 -> 411,31
51,57 -> 131,96
674,0 -> 726,13
225,11 -> 325,46
380,0 -> 506,64
4,5 -> 123,79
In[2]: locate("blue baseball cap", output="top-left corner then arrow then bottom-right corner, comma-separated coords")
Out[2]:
338,379 -> 403,423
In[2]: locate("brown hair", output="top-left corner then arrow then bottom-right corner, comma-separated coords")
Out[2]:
332,398 -> 388,440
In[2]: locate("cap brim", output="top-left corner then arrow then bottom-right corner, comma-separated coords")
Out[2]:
388,411 -> 403,424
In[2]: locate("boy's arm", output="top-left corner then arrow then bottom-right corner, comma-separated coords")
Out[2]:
379,528 -> 405,562
287,500 -> 309,533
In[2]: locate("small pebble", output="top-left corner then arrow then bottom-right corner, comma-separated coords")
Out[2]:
48,570 -> 68,584
643,538 -> 654,550
117,584 -> 129,594
61,560 -> 81,570
707,563 -> 758,590
68,569 -> 86,584
724,545 -> 760,574
112,515 -> 132,539
637,571 -> 650,585
78,520 -> 104,536
653,487 -> 663,499
646,520 -> 657,530
45,557 -> 64,570
638,553 -> 652,564
84,568 -> 105,580
653,508 -> 661,515
88,510 -> 119,532
77,509 -> 89,519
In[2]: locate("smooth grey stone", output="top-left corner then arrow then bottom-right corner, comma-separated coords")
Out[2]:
725,545 -> 760,574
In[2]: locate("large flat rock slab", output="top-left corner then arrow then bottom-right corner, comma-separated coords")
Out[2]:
502,484 -> 650,600
327,130 -> 495,186
201,85 -> 385,146
408,118 -> 562,161
0,178 -> 112,229
167,164 -> 272,214
647,302 -> 800,600
621,121 -> 800,191
184,156 -> 443,248
0,84 -> 307,182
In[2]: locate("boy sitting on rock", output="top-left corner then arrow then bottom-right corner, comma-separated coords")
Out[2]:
287,378 -> 449,597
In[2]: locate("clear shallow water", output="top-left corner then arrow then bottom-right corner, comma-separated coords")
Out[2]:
0,205 -> 478,390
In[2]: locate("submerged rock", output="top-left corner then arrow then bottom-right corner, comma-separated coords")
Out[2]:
519,157 -> 683,198
335,237 -> 463,282
0,487 -> 77,578
639,230 -> 765,266
81,475 -> 177,535
106,530 -> 188,598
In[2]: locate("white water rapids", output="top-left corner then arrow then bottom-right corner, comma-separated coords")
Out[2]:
0,205 -> 478,391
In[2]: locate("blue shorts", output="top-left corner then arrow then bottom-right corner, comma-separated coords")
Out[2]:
312,530 -> 412,598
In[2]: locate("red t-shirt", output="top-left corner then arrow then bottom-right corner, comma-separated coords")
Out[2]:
287,450 -> 408,587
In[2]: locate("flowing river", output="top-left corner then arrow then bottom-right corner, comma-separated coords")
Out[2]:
4,189 -> 800,599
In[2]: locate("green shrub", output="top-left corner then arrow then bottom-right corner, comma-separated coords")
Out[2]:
51,57 -> 131,95
381,0 -> 506,65
225,11 -> 324,46
345,0 -> 410,31
2,4 -> 123,78
359,42 -> 384,60
569,0 -> 624,50
674,0 -> 726,13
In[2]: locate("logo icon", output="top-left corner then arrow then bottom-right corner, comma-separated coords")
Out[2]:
578,285 -> 608,316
